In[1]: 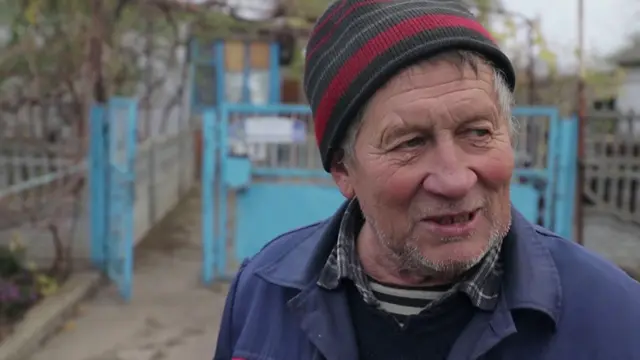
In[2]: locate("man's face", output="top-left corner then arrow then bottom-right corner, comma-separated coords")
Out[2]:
332,58 -> 514,279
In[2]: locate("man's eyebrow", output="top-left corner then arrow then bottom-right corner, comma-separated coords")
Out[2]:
379,123 -> 431,145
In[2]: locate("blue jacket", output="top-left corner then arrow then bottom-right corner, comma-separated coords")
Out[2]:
214,204 -> 640,360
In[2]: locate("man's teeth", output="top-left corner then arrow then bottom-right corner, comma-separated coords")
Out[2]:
436,214 -> 471,225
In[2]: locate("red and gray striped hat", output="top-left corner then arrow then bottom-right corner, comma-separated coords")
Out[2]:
303,0 -> 516,171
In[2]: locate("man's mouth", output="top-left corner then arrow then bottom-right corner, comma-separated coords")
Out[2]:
424,210 -> 478,225
420,209 -> 480,237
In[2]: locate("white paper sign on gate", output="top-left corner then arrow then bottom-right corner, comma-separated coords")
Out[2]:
243,117 -> 307,144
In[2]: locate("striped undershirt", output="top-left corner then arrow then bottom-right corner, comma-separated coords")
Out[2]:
369,277 -> 452,322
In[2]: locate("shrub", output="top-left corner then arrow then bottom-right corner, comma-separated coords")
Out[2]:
0,237 -> 57,326
0,277 -> 39,322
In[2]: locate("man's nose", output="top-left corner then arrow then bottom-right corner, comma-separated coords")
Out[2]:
421,141 -> 477,199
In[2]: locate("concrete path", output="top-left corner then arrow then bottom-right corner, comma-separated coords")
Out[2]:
27,189 -> 227,360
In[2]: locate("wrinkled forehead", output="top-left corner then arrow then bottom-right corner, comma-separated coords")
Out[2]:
347,60 -> 505,142
365,59 -> 498,117
384,58 -> 495,95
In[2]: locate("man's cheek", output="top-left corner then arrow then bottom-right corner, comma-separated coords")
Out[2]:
377,174 -> 420,206
475,153 -> 514,187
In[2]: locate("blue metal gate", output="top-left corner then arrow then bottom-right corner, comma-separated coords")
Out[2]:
201,103 -> 578,283
510,107 -> 578,238
89,97 -> 138,300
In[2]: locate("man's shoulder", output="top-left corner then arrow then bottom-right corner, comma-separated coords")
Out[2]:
535,226 -> 637,283
534,226 -> 640,315
246,221 -> 326,267
233,220 -> 328,289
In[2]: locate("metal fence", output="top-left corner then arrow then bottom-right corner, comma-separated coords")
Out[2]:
584,111 -> 640,223
200,103 -> 578,284
0,106 -> 86,275
226,104 -> 322,170
133,117 -> 197,243
0,99 -> 196,300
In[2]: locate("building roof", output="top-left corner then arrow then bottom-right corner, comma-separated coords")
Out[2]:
616,45 -> 640,67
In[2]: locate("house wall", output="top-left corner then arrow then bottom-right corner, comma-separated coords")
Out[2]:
614,66 -> 640,135
617,66 -> 640,113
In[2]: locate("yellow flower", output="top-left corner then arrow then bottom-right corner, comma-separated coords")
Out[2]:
36,274 -> 59,296
8,232 -> 25,252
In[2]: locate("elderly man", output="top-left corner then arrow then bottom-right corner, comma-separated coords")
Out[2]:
213,1 -> 640,359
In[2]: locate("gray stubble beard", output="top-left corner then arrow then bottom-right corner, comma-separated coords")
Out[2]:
366,206 -> 511,281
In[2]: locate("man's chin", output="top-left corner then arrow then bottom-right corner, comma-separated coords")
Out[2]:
421,233 -> 493,252
399,256 -> 480,283
413,240 -> 493,272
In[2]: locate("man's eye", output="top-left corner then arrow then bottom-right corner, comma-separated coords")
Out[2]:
400,137 -> 426,148
467,128 -> 491,137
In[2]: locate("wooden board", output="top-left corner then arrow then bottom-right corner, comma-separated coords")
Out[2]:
224,40 -> 245,72
249,42 -> 270,70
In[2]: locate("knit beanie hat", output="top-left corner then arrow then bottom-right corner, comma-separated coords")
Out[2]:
303,0 -> 516,171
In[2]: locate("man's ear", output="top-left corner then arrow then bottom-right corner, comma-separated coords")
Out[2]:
330,150 -> 355,199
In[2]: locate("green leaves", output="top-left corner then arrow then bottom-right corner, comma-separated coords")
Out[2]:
0,0 -> 197,105
23,0 -> 41,25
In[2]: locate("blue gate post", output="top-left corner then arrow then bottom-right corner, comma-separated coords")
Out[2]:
554,116 -> 579,240
202,109 -> 217,284
123,99 -> 137,300
89,104 -> 107,268
216,104 -> 230,278
542,108 -> 560,229
563,116 -> 582,239
268,42 -> 280,104
105,97 -> 138,301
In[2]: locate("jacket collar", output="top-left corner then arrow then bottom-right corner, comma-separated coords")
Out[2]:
501,209 -> 563,324
255,202 -> 562,324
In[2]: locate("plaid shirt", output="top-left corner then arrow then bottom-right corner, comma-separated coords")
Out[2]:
317,199 -> 504,311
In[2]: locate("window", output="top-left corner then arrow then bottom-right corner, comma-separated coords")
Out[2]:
225,71 -> 270,104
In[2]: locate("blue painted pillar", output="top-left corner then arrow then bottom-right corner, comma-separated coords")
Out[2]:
201,109 -> 216,284
554,116 -> 578,240
89,104 -> 107,269
242,41 -> 251,103
269,42 -> 281,104
216,104 -> 230,277
214,41 -> 226,106
123,99 -> 138,301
